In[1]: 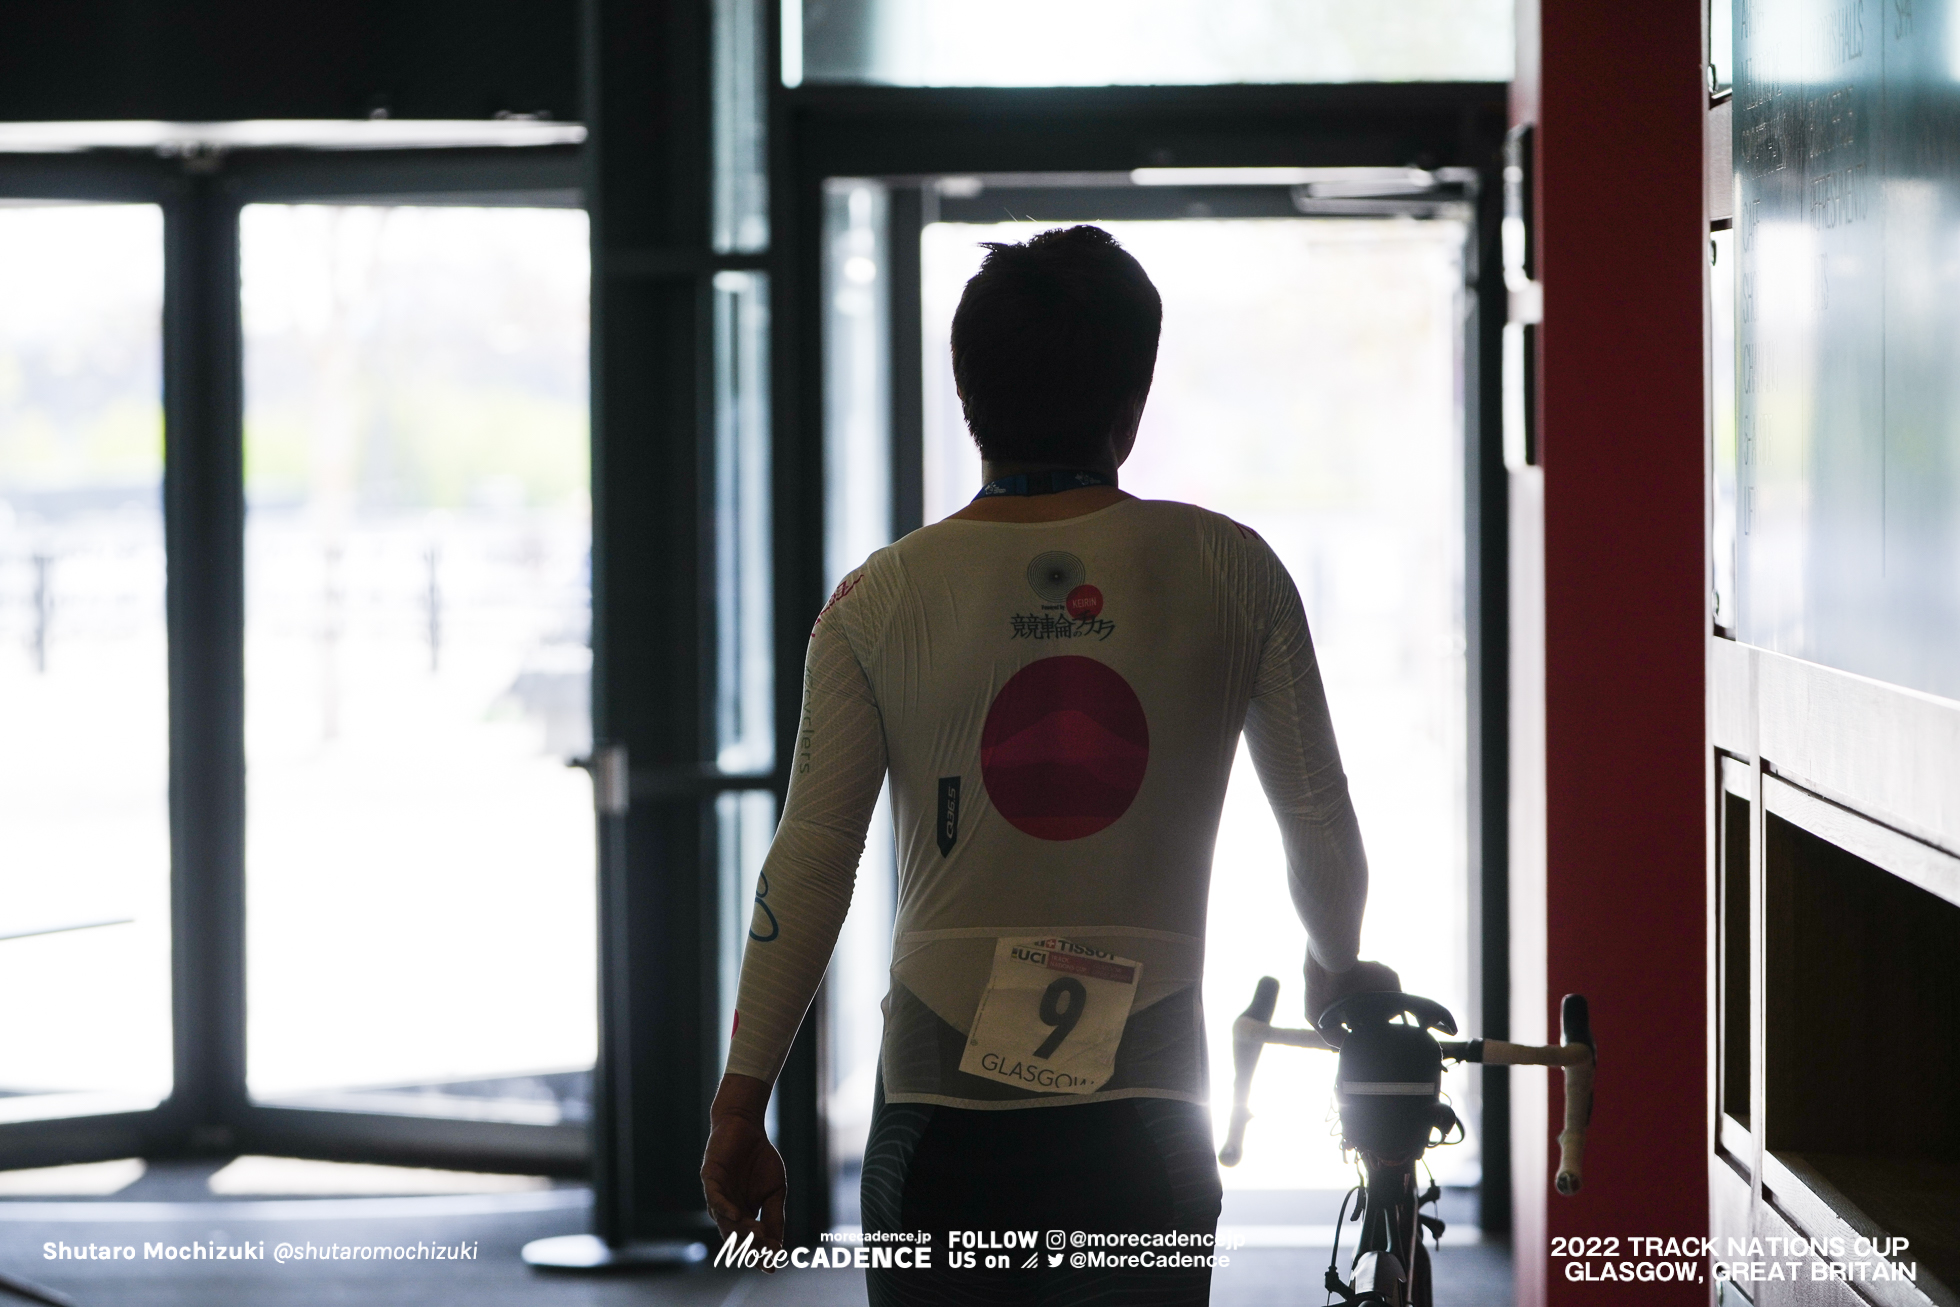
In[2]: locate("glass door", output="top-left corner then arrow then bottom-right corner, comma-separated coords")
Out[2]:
0,147 -> 594,1178
237,203 -> 598,1132
819,175 -> 1480,1211
922,211 -> 1474,1192
0,200 -> 174,1127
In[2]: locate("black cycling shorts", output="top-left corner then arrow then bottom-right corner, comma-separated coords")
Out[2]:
861,1083 -> 1223,1307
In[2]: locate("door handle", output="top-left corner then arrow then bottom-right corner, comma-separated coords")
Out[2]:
571,744 -> 631,817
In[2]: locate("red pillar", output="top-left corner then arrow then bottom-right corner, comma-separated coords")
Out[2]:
1513,3 -> 1709,1304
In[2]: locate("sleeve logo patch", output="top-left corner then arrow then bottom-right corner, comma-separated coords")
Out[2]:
748,871 -> 780,942
810,572 -> 862,636
936,776 -> 961,855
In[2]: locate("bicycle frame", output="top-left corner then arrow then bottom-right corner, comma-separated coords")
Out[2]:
1218,980 -> 1596,1307
1340,1157 -> 1433,1307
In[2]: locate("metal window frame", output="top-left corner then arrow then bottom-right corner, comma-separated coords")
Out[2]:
0,73 -> 1516,1250
769,80 -> 1513,1239
0,142 -> 593,1178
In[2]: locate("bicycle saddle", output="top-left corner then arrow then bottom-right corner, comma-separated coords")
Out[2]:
1315,991 -> 1458,1049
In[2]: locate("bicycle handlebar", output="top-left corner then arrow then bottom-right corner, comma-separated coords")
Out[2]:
1558,993 -> 1595,1195
1427,995 -> 1595,1194
1218,979 -> 1596,1196
1218,978 -> 1335,1166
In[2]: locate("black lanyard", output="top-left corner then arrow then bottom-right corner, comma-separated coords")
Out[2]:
972,469 -> 1114,500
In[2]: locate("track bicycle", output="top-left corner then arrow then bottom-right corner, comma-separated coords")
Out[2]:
1218,978 -> 1597,1307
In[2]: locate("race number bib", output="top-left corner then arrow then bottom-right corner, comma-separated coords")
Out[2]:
959,937 -> 1142,1094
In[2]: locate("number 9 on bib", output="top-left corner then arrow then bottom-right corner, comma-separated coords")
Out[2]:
958,936 -> 1142,1094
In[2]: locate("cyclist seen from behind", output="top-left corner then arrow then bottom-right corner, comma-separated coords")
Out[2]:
702,224 -> 1397,1306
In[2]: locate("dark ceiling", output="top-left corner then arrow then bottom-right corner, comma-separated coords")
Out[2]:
0,0 -> 580,123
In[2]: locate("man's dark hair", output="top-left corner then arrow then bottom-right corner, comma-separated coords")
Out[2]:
950,225 -> 1162,466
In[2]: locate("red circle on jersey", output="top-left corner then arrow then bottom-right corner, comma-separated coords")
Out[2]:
1065,584 -> 1104,621
980,655 -> 1149,841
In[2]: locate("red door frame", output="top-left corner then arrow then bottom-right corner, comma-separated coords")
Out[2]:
1511,4 -> 1709,1304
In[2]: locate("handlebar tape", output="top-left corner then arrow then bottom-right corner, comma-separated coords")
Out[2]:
1454,999 -> 1595,1195
1556,994 -> 1595,1196
1474,1040 -> 1588,1066
1218,977 -> 1282,1166
1247,975 -> 1279,1024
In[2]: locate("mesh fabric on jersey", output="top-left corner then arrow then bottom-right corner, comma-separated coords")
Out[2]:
726,497 -> 1367,1110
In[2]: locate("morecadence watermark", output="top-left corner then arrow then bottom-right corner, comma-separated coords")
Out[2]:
715,1230 -> 932,1271
42,1239 -> 481,1264
713,1228 -> 1236,1274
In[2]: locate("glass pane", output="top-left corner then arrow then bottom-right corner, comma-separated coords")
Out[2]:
922,217 -> 1473,1190
819,183 -> 899,1206
241,205 -> 596,1125
789,0 -> 1512,87
715,0 -> 771,253
825,180 -> 892,586
1710,0 -> 1734,95
715,271 -> 775,772
0,203 -> 171,1123
1712,229 -> 1737,633
717,789 -> 778,1070
828,784 -> 895,1213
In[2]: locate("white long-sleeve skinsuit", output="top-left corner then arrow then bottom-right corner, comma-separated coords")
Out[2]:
725,496 -> 1367,1111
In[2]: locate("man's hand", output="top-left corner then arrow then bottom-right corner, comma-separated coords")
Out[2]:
1305,955 -> 1402,1029
702,1074 -> 786,1257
